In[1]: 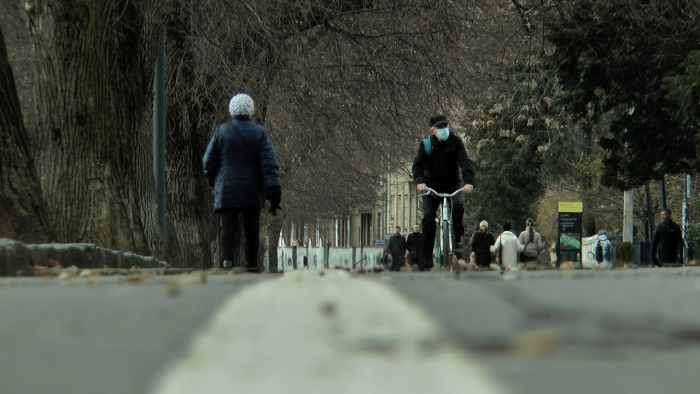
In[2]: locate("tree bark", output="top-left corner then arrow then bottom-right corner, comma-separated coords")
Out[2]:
0,25 -> 50,242
25,1 -> 164,255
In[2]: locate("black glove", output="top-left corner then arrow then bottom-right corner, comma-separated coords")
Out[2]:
267,185 -> 281,215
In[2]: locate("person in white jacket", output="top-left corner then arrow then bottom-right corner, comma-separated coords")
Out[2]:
490,222 -> 525,270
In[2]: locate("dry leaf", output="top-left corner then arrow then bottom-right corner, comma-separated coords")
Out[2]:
131,265 -> 141,269
104,264 -> 110,269
68,265 -> 79,270
559,261 -> 576,270
58,271 -> 78,279
510,329 -> 561,356
79,269 -> 101,278
124,272 -> 153,284
49,258 -> 62,268
164,281 -> 181,298
35,263 -> 47,269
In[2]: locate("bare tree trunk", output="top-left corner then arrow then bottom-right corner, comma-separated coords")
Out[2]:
25,1 -> 164,255
161,3 -> 220,268
0,25 -> 50,242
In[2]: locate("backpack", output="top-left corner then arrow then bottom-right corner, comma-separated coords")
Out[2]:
422,137 -> 432,156
595,238 -> 612,262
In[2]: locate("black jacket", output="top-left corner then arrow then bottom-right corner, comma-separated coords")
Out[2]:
651,220 -> 683,264
203,116 -> 280,211
411,133 -> 475,191
407,232 -> 423,256
387,235 -> 407,265
471,231 -> 495,266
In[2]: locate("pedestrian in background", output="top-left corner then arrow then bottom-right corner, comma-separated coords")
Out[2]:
470,220 -> 495,268
406,224 -> 425,270
203,93 -> 281,273
491,222 -> 525,270
518,218 -> 545,265
387,226 -> 407,271
651,209 -> 683,267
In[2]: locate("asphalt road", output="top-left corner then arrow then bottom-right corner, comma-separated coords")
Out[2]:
377,268 -> 700,394
0,274 -> 269,394
1,268 -> 700,394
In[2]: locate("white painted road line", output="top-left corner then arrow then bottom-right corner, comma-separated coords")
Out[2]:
150,270 -> 505,394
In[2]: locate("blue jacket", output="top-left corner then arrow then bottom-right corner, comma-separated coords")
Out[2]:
202,116 -> 280,211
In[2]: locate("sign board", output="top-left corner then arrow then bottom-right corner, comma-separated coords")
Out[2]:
374,239 -> 387,246
557,202 -> 582,267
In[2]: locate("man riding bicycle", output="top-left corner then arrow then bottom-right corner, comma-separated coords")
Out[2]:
411,115 -> 475,270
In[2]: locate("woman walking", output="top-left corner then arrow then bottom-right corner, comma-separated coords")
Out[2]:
470,220 -> 495,268
203,93 -> 281,272
518,218 -> 545,265
490,222 -> 525,270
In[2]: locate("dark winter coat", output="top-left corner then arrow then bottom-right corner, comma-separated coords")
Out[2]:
651,220 -> 683,264
387,234 -> 407,268
202,115 -> 280,211
411,133 -> 475,192
407,232 -> 424,262
471,230 -> 495,267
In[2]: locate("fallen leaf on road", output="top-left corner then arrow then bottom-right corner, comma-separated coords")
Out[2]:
79,269 -> 101,278
124,272 -> 154,284
164,281 -> 181,298
559,261 -> 575,270
49,258 -> 62,268
58,271 -> 78,279
35,263 -> 47,269
688,259 -> 700,266
509,329 -> 561,357
162,272 -> 207,297
131,265 -> 141,269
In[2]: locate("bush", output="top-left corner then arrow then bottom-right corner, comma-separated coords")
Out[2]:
688,222 -> 700,252
617,242 -> 634,262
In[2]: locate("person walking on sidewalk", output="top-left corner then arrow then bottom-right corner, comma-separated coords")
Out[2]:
203,93 -> 281,273
470,220 -> 495,268
387,226 -> 407,272
651,209 -> 683,267
407,224 -> 425,270
412,115 -> 475,269
518,218 -> 545,265
491,222 -> 525,271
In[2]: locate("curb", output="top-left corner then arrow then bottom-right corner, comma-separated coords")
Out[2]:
0,238 -> 168,277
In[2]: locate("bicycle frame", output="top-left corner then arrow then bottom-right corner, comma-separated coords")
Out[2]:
419,187 -> 463,269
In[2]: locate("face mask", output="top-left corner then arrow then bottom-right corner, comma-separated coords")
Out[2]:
436,127 -> 450,141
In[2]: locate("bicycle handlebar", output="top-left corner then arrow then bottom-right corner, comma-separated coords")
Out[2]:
419,187 -> 463,198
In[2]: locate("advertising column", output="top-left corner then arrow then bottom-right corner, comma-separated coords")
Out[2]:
557,202 -> 583,268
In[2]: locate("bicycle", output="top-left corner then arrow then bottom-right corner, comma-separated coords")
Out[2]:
419,187 -> 463,270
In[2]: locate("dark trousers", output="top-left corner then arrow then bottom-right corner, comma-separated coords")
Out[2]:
421,194 -> 464,259
220,208 -> 261,268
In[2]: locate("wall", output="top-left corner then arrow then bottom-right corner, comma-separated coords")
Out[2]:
274,246 -> 385,272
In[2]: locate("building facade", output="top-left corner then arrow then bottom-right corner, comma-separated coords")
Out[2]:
279,172 -> 421,248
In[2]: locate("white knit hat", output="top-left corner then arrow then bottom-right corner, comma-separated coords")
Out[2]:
229,93 -> 254,117
479,220 -> 488,230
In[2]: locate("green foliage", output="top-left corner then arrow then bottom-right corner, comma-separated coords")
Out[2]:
546,0 -> 700,189
687,222 -> 700,252
617,241 -> 634,262
663,50 -> 700,129
467,68 -> 565,226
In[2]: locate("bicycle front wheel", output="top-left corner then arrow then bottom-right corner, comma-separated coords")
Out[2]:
442,220 -> 451,269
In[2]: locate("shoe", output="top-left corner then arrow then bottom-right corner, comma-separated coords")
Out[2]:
222,260 -> 233,269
